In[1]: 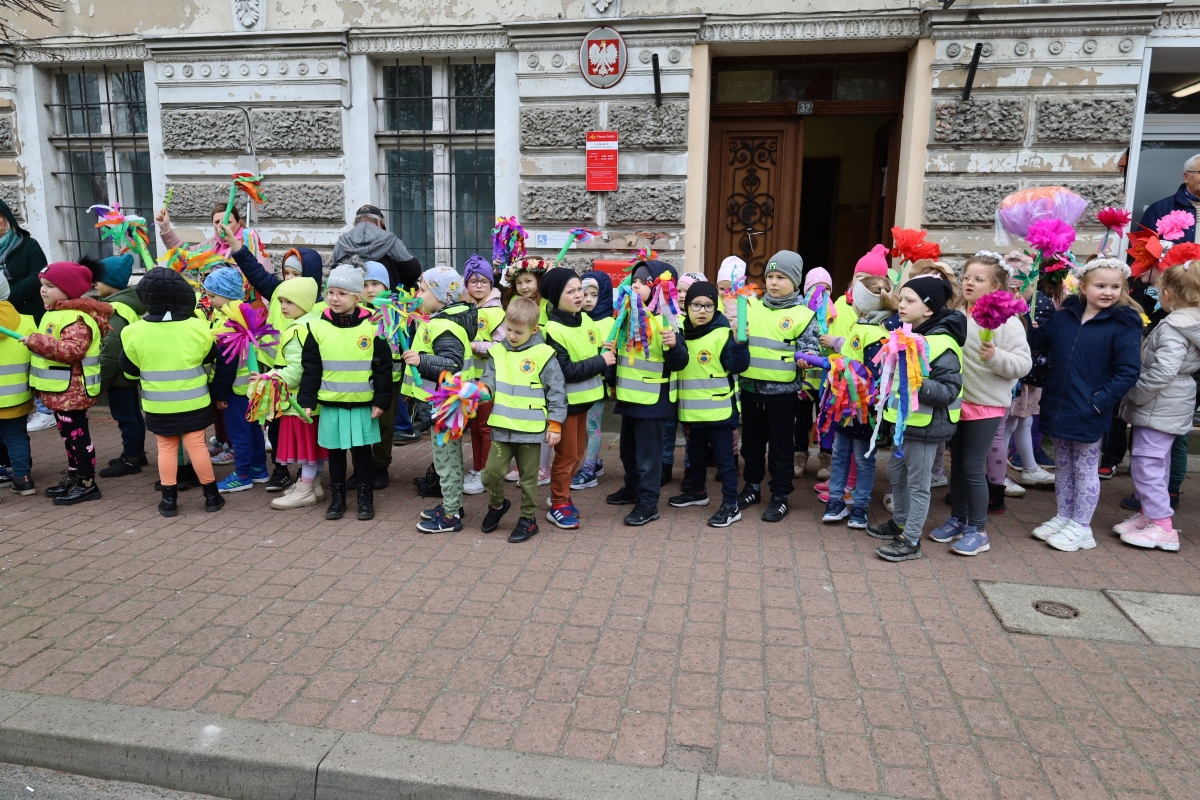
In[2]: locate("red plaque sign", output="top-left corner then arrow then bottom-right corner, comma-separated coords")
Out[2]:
579,27 -> 627,90
586,130 -> 618,192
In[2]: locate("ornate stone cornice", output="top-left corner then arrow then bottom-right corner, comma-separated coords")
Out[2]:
1152,8 -> 1200,36
348,27 -> 509,54
699,14 -> 920,44
504,15 -> 705,50
143,29 -> 347,58
926,0 -> 1169,40
20,40 -> 147,64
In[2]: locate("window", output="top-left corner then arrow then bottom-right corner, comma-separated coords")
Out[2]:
377,59 -> 495,269
49,67 -> 154,261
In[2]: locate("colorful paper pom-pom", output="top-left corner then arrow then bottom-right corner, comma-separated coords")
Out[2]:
491,216 -> 528,266
869,324 -> 930,457
428,371 -> 492,446
216,302 -> 278,374
889,227 -> 942,265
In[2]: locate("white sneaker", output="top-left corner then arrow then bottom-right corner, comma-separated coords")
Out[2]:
504,468 -> 519,482
271,480 -> 317,509
929,472 -> 948,488
1046,520 -> 1096,552
883,490 -> 893,514
463,470 -> 485,495
26,412 -> 55,433
264,430 -> 273,453
1019,467 -> 1055,486
538,468 -> 551,487
1003,477 -> 1026,497
1032,515 -> 1069,541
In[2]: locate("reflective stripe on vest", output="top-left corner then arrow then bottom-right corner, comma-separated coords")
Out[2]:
401,307 -> 472,402
121,316 -> 214,414
882,333 -> 963,428
544,318 -> 606,406
676,328 -> 736,423
614,323 -> 677,405
487,343 -> 555,433
741,301 -> 815,383
0,314 -> 33,407
309,317 -> 376,404
29,310 -> 102,396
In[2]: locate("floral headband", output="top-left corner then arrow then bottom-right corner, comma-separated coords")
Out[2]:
972,249 -> 1013,277
499,256 -> 550,288
1073,256 -> 1130,280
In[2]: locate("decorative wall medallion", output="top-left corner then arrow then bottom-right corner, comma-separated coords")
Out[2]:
551,53 -> 564,68
297,62 -> 308,75
1014,41 -> 1029,56
1119,38 -> 1134,53
579,27 -> 627,89
257,63 -> 268,75
278,62 -> 289,74
200,64 -> 211,77
1048,40 -> 1064,54
162,65 -> 174,77
219,64 -> 229,76
946,43 -> 961,58
589,0 -> 613,12
668,48 -> 681,63
1083,39 -> 1097,54
639,50 -> 651,64
182,64 -> 193,77
317,62 -> 328,74
981,43 -> 993,57
239,64 -> 250,76
527,54 -> 539,67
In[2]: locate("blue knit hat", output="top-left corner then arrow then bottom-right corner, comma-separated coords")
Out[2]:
99,253 -> 134,290
203,266 -> 244,300
363,261 -> 391,290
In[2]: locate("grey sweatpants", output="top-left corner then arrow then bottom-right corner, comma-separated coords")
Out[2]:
886,439 -> 942,545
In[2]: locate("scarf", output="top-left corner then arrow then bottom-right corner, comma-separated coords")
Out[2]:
0,229 -> 21,267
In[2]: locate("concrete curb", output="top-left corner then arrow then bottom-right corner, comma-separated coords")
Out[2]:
0,690 -> 881,800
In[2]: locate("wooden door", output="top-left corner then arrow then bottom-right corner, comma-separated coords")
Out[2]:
705,118 -> 803,282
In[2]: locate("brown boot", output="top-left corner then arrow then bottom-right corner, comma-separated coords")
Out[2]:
815,451 -> 832,481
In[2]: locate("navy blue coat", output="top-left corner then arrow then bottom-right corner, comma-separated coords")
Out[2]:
1030,295 -> 1143,443
232,246 -> 324,302
1139,184 -> 1198,244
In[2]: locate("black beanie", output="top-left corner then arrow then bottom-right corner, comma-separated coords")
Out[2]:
902,275 -> 951,315
540,267 -> 578,309
685,280 -> 718,309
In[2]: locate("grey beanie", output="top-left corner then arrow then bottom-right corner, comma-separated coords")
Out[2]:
327,263 -> 365,295
764,250 -> 805,291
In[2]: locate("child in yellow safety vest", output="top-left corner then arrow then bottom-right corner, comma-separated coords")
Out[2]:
463,255 -> 504,496
94,254 -> 151,480
22,258 -> 111,505
571,269 -> 615,492
499,257 -> 553,484
478,297 -> 567,544
0,273 -> 36,496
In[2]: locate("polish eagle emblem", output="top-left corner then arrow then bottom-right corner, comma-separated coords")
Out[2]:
588,40 -> 619,77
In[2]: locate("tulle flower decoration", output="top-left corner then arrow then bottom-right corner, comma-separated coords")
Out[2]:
1160,242 -> 1200,270
1155,209 -> 1196,242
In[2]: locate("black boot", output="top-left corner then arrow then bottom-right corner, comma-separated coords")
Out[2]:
53,476 -> 101,506
987,481 -> 1006,515
202,482 -> 225,512
45,472 -> 76,499
178,462 -> 200,490
99,454 -> 142,478
357,484 -> 374,520
326,483 -> 347,520
158,485 -> 178,518
660,464 -> 673,486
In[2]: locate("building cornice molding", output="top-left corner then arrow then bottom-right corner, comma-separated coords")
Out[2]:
19,39 -> 147,63
699,12 -> 920,44
143,29 -> 348,57
925,1 -> 1169,39
348,25 -> 510,54
504,15 -> 705,50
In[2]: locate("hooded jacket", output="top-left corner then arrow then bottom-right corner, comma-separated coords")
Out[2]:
416,302 -> 478,382
480,331 -> 567,444
298,306 -> 394,412
99,285 -> 146,391
885,308 -> 967,444
24,298 -> 113,412
1030,295 -> 1143,443
232,246 -> 323,302
0,200 -> 49,323
544,306 -> 611,416
581,269 -> 614,321
1120,306 -> 1200,435
333,222 -> 422,292
681,310 -> 750,428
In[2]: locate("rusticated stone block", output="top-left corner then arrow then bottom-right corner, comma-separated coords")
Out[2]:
518,182 -> 597,223
161,109 -> 247,153
606,182 -> 685,224
924,180 -> 1019,224
1035,97 -> 1135,143
608,103 -> 688,147
1060,180 -> 1126,220
0,183 -> 20,220
932,99 -> 1025,143
250,108 -> 342,152
519,105 -> 599,149
0,117 -> 15,154
166,181 -> 344,222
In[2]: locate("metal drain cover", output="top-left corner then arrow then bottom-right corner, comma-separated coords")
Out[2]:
1033,600 -> 1079,619
977,582 -> 1146,643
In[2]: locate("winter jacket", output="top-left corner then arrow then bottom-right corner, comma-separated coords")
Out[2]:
0,200 -> 49,323
24,298 -> 113,412
1030,295 -> 1143,443
0,301 -> 32,419
1139,184 -> 1199,245
1120,307 -> 1200,435
298,306 -> 393,412
607,328 -> 691,421
161,224 -> 273,273
99,286 -> 146,391
332,222 -> 423,292
543,306 -> 611,416
416,302 -> 478,382
232,246 -> 324,302
680,311 -> 750,429
480,331 -> 567,444
119,327 -> 217,438
896,308 -> 967,444
962,314 -> 1031,409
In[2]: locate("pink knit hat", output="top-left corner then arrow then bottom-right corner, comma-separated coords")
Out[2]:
854,244 -> 890,277
803,267 -> 832,293
40,261 -> 98,300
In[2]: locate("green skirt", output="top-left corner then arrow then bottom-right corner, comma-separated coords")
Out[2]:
317,405 -> 381,449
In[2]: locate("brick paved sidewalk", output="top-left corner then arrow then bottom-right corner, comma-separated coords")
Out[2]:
0,414 -> 1197,799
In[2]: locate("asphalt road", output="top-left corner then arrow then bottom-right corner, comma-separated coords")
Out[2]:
0,764 -> 220,800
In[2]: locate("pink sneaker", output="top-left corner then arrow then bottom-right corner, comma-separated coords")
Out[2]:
816,489 -> 854,503
1120,522 -> 1180,552
1112,513 -> 1150,536
814,481 -> 829,493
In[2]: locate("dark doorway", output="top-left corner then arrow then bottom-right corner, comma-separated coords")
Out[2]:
797,157 -> 839,278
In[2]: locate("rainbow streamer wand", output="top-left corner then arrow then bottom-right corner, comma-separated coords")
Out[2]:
216,302 -> 278,375
428,370 -> 492,447
804,284 -> 837,336
246,373 -> 311,424
722,274 -> 760,343
807,354 -> 874,435
89,203 -> 154,270
370,288 -> 424,386
605,277 -> 655,363
160,246 -> 227,277
554,228 -> 602,265
648,270 -> 682,332
868,324 -> 930,457
221,172 -> 267,225
491,216 -> 527,266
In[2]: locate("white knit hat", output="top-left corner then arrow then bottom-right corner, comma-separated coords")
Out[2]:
326,264 -> 365,295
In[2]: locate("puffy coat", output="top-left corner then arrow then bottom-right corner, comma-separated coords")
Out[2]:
1121,306 -> 1200,435
1031,295 -> 1143,443
0,199 -> 49,323
897,308 -> 967,444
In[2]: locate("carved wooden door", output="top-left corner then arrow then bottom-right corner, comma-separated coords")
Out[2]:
705,119 -> 803,282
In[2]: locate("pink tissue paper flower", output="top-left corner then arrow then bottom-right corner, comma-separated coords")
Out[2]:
1155,209 -> 1196,242
1025,218 -> 1076,257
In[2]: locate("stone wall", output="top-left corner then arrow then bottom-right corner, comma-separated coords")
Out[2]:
161,107 -> 343,154
519,106 -> 598,149
167,181 -> 346,222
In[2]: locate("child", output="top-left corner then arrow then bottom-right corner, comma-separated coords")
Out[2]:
464,254 -> 503,496
479,297 -> 567,543
799,266 -> 834,480
93,254 -> 148,479
24,259 -> 112,505
669,280 -> 750,526
402,266 -> 476,534
501,256 -> 550,326
1030,257 -> 1141,551
0,273 -> 35,496
1114,260 -> 1200,552
118,268 -> 223,517
541,267 -> 615,529
715,256 -> 746,294
260,278 -> 326,509
571,269 -> 614,491
929,253 -> 1030,556
361,260 -> 399,490
298,265 -> 392,520
869,275 -> 966,562
605,260 -> 690,526
1002,250 -> 1056,495
733,250 -> 819,522
819,274 -> 892,530
205,267 -> 270,493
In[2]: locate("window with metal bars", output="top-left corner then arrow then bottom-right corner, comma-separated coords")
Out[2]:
376,58 -> 495,270
48,66 -> 155,262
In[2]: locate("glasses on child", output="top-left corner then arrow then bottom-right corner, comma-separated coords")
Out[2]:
689,302 -> 715,312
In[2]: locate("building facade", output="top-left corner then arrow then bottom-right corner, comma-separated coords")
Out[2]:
2,0 -> 1196,288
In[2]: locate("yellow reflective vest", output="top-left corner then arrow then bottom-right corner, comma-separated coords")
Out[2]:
470,305 -> 506,380
29,309 -> 102,396
615,315 -> 676,406
543,317 -> 605,406
401,305 -> 473,402
308,315 -> 377,404
121,317 -> 213,414
0,314 -> 35,407
677,327 -> 737,423
742,298 -> 815,384
488,343 -> 555,433
883,333 -> 963,428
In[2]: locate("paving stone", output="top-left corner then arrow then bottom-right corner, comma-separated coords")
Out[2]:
1107,590 -> 1200,649
978,581 -> 1148,644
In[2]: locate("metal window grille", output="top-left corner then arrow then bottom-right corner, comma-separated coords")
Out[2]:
376,58 -> 495,270
47,65 -> 155,262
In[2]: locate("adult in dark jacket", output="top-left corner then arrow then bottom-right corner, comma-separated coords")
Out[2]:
0,199 -> 49,322
332,205 -> 423,292
230,243 -> 325,302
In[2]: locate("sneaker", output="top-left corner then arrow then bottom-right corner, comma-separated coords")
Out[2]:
1019,467 -> 1055,486
813,480 -> 829,493
1003,477 -> 1027,497
249,467 -> 271,484
883,489 -> 893,514
1097,465 -> 1115,480
417,508 -> 463,534
816,489 -> 854,503
669,490 -> 709,508
571,465 -> 599,490
1032,515 -> 1070,541
99,455 -> 142,479
0,466 -> 12,488
951,527 -> 990,556
264,465 -> 293,493
822,498 -> 849,523
482,499 -> 511,533
928,517 -> 967,543
707,502 -> 742,528
547,504 -> 581,530
1120,521 -> 1180,552
217,472 -> 255,493
211,446 -> 235,466
420,504 -> 446,521
208,436 -> 221,455
624,505 -> 660,526
1120,493 -> 1142,512
762,494 -> 788,523
594,459 -> 604,477
53,477 -> 101,505
876,536 -> 921,562
1033,448 -> 1055,469
504,468 -> 519,482
1008,450 -> 1024,470
26,412 -> 55,433
393,430 -> 422,445
9,477 -> 35,496
264,430 -> 272,453
736,484 -> 761,511
1046,520 -> 1096,552
537,468 -> 551,487
606,486 -> 637,506
847,505 -> 869,529
867,519 -> 903,541
929,472 -> 948,488
1113,513 -> 1151,536
509,517 -> 539,543
463,470 -> 485,496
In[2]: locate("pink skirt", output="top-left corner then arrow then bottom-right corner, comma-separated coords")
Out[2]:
276,415 -> 328,465
1010,384 -> 1042,418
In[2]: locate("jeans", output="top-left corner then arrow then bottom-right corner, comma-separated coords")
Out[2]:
685,424 -> 738,506
0,416 -> 31,476
621,416 -> 666,509
107,385 -> 145,458
584,399 -> 604,466
393,396 -> 414,435
662,416 -> 678,467
741,391 -> 798,497
830,431 -> 876,510
34,397 -> 49,416
222,394 -> 266,477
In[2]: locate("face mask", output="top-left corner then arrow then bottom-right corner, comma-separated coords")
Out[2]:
852,281 -> 883,314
